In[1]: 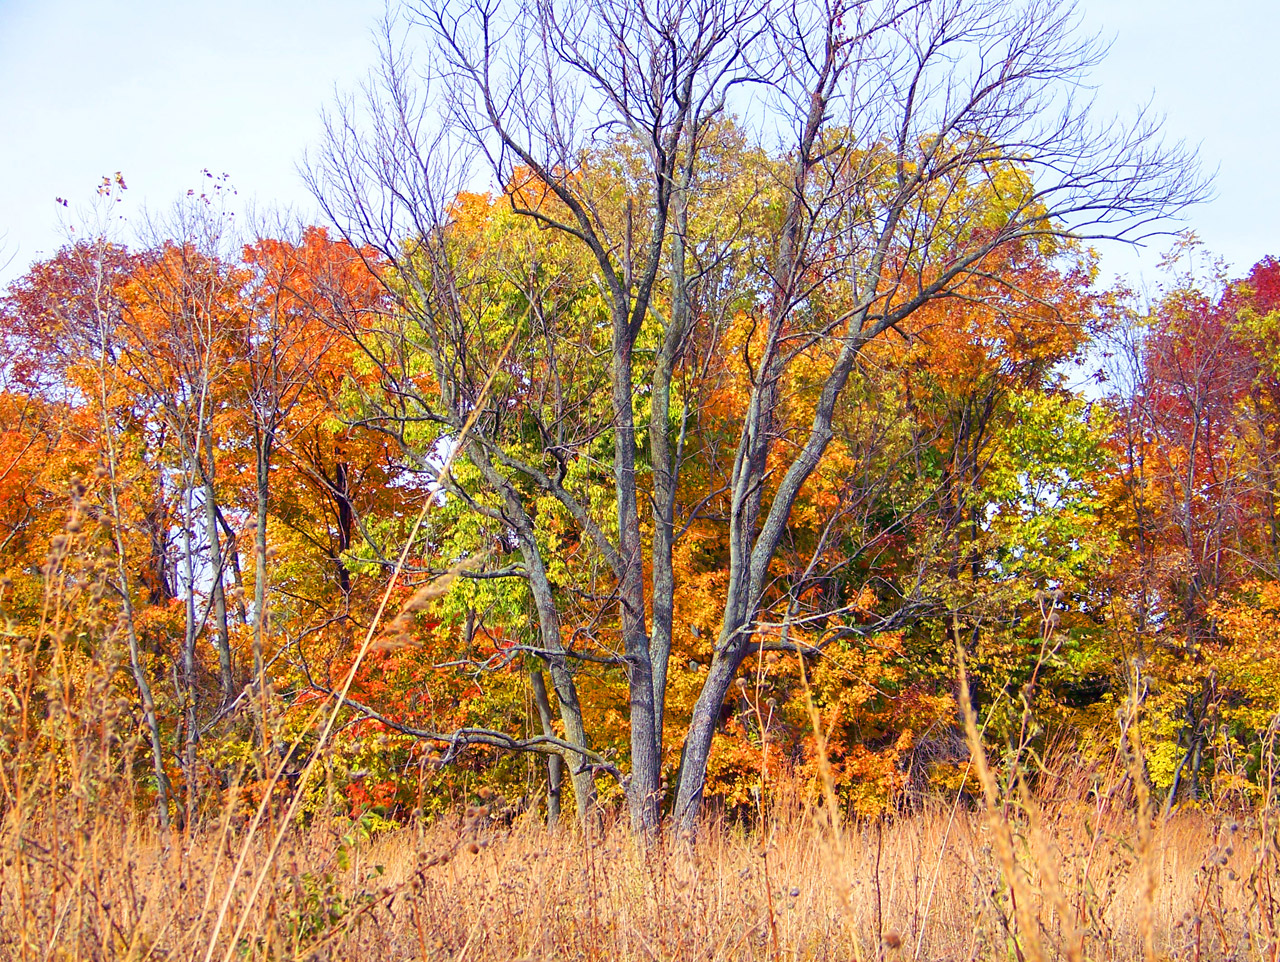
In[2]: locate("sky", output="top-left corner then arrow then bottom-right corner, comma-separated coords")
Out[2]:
1,0 -> 1276,290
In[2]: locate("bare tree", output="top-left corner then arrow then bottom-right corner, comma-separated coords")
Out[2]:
124,193 -> 246,711
309,0 -> 1205,832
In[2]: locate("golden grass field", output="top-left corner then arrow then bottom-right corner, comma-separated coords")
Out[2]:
4,775 -> 1274,961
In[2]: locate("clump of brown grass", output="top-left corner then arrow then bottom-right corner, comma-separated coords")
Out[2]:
3,771 -> 1279,960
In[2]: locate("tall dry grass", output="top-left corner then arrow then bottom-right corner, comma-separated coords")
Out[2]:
4,767 -> 1279,960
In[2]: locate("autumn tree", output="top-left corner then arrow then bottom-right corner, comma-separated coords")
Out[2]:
1099,245 -> 1280,804
0,217 -> 177,825
307,0 -> 1204,832
232,227 -> 384,686
117,191 -> 249,713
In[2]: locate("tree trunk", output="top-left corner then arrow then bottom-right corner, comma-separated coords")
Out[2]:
530,668 -> 563,826
612,331 -> 662,833
179,468 -> 200,825
333,456 -> 354,599
673,25 -> 886,824
200,428 -> 234,703
513,517 -> 598,822
648,183 -> 694,772
95,328 -> 174,831
253,428 -> 272,704
215,505 -> 248,626
471,444 -> 599,822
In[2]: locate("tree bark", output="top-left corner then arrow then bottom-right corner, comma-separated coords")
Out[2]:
530,668 -> 564,826
200,427 -> 234,704
252,427 -> 272,711
470,443 -> 599,821
612,328 -> 662,833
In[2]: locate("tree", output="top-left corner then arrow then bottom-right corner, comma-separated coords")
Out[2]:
1100,246 -> 1280,805
309,0 -> 1203,832
1,223 -> 178,826
117,194 -> 248,711
236,227 -> 381,690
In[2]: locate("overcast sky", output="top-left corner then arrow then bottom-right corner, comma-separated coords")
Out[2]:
1,0 -> 1275,289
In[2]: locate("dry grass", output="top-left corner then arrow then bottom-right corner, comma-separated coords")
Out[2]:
4,782 -> 1277,961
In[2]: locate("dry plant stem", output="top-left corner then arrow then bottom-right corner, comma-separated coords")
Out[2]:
191,775 -> 252,938
957,641 -> 1046,962
794,648 -> 865,962
1123,676 -> 1158,962
195,681 -> 335,962
913,689 -> 1005,961
205,326 -> 519,962
761,844 -> 782,962
795,650 -> 841,840
1010,605 -> 1083,960
1019,776 -> 1085,962
1075,733 -> 1125,927
13,794 -> 1280,959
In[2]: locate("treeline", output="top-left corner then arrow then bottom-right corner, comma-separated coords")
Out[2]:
5,0 -> 1275,834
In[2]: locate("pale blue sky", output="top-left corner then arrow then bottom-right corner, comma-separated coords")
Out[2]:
1,0 -> 1275,288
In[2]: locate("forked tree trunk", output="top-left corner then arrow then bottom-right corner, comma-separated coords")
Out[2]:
530,668 -> 564,825
514,519 -> 598,822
